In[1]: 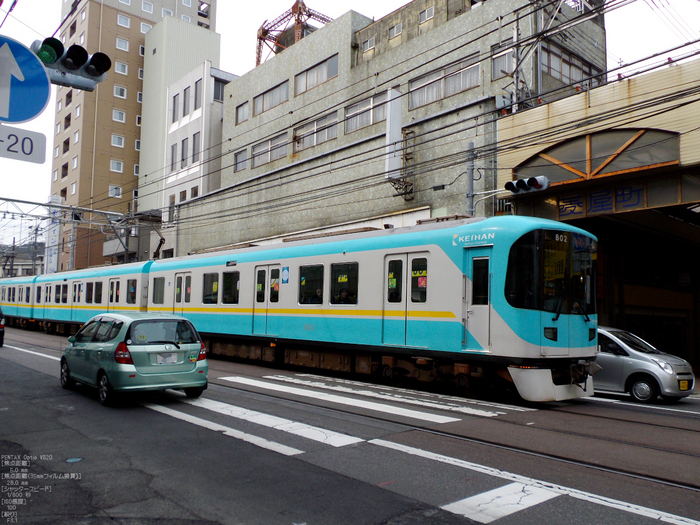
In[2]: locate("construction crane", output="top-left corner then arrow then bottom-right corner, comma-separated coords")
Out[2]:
256,1 -> 333,67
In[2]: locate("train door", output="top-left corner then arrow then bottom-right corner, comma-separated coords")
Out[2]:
382,253 -> 430,348
71,281 -> 82,321
464,247 -> 492,351
252,265 -> 281,335
107,279 -> 120,312
173,272 -> 192,315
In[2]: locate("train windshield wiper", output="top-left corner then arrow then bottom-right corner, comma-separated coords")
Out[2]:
573,301 -> 591,322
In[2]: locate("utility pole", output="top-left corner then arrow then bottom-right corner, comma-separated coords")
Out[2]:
466,142 -> 476,217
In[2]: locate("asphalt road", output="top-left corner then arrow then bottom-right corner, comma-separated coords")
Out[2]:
2,327 -> 700,525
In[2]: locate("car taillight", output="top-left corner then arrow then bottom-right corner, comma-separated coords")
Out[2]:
197,341 -> 207,361
115,342 -> 133,364
0,318 -> 4,329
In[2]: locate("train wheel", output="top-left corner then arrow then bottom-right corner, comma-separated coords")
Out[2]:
456,374 -> 469,389
381,365 -> 393,382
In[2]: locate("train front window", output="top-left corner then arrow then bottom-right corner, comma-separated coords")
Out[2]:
505,230 -> 597,315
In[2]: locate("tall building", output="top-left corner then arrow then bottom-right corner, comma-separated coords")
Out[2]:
48,0 -> 217,271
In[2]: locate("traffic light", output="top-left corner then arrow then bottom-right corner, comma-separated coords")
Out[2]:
505,175 -> 550,194
30,38 -> 111,92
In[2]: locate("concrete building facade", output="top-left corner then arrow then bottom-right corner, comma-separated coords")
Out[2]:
172,0 -> 606,255
48,0 -> 217,270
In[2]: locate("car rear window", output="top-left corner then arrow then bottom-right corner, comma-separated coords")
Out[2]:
128,320 -> 199,345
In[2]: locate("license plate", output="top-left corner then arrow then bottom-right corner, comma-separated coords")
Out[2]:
157,352 -> 177,364
679,380 -> 689,391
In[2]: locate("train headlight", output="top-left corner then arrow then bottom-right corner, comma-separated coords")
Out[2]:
651,357 -> 673,375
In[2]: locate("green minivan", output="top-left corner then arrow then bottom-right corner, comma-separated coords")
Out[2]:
61,312 -> 208,405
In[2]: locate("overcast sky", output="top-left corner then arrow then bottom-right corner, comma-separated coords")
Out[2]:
1,0 -> 700,244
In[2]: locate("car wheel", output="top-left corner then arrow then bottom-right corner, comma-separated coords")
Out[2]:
98,372 -> 116,406
629,376 -> 658,403
60,360 -> 76,390
185,387 -> 204,399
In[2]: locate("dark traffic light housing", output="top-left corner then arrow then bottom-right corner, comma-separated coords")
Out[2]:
505,175 -> 550,194
31,38 -> 111,92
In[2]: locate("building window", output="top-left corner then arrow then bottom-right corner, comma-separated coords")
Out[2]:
179,190 -> 187,202
116,37 -> 129,51
64,113 -> 71,130
295,55 -> 338,96
73,130 -> 79,143
181,137 -> 189,168
75,104 -> 80,117
141,22 -> 152,34
136,115 -> 141,126
72,156 -> 78,169
183,86 -> 190,116
53,170 -> 58,181
137,91 -> 142,103
109,185 -> 122,198
540,40 -> 603,87
61,163 -> 68,178
139,45 -> 145,56
163,8 -> 173,17
492,41 -> 514,80
79,32 -> 85,45
191,186 -> 198,198
234,150 -> 247,172
134,164 -> 140,175
253,81 -> 288,116
117,14 -> 130,28
56,122 -> 60,135
194,79 -> 202,110
236,102 -> 248,124
135,139 -> 141,151
119,0 -> 130,4
62,138 -> 70,154
138,68 -> 144,79
362,37 -> 375,53
71,182 -> 76,195
114,85 -> 127,98
214,79 -> 225,101
409,54 -> 480,109
111,134 -> 125,147
294,112 -> 337,152
65,90 -> 72,106
182,14 -> 191,23
172,93 -> 179,122
419,6 -> 434,24
389,23 -> 402,39
57,99 -> 62,111
183,0 -> 191,6
252,134 -> 286,167
54,146 -> 59,158
110,160 -> 124,173
113,109 -> 126,122
142,1 -> 153,13
192,132 -> 200,162
346,92 -> 387,133
115,61 -> 128,75
171,144 -> 177,172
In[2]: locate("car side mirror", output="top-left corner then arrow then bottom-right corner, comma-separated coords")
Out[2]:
68,336 -> 76,344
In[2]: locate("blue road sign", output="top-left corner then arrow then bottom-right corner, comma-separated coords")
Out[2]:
0,35 -> 51,124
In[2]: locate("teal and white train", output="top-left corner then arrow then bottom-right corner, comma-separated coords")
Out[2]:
0,216 -> 599,402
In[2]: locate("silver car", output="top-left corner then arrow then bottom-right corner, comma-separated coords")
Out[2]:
594,327 -> 695,403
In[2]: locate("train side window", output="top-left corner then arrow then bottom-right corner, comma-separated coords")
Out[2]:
411,258 -> 427,303
95,282 -> 103,304
472,258 -> 489,305
299,265 -> 324,305
126,279 -> 137,304
55,285 -> 60,303
203,273 -> 219,304
222,272 -> 240,304
256,270 -> 266,303
86,283 -> 94,304
184,276 -> 191,303
110,281 -> 121,303
26,287 -> 31,303
0,287 -> 4,301
176,276 -> 182,303
18,286 -> 23,303
270,269 -> 280,303
36,286 -> 41,303
152,277 -> 165,304
387,259 -> 403,303
46,285 -> 51,303
330,262 -> 358,304
61,284 -> 68,304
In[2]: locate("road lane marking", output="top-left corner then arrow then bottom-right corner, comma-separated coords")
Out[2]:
371,439 -> 700,525
220,376 -> 461,424
182,397 -> 364,447
586,396 -> 700,415
4,345 -> 60,361
144,403 -> 304,456
265,374 -> 509,417
442,482 -> 559,523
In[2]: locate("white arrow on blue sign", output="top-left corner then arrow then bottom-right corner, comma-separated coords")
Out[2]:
0,35 -> 51,124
